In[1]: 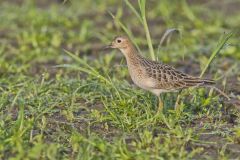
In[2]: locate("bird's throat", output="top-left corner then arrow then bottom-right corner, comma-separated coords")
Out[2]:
120,45 -> 139,59
120,44 -> 141,66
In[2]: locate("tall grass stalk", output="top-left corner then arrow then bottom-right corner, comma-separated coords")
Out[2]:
137,0 -> 155,60
119,0 -> 155,60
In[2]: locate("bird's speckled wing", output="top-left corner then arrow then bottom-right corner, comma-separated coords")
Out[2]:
139,58 -> 214,90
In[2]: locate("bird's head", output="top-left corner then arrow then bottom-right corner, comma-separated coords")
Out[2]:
105,36 -> 130,50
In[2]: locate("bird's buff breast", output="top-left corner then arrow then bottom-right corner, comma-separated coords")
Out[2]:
128,65 -> 154,91
127,64 -> 171,96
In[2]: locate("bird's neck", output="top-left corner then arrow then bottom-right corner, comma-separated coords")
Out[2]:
120,44 -> 141,65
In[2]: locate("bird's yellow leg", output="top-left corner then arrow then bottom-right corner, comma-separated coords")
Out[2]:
174,94 -> 181,110
174,90 -> 182,111
157,95 -> 164,112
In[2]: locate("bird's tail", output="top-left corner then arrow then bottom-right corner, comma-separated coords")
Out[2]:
183,77 -> 230,100
183,77 -> 215,86
201,78 -> 215,85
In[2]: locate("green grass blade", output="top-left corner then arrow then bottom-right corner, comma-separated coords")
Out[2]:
137,0 -> 155,60
62,50 -> 122,100
142,15 -> 155,60
157,28 -> 180,57
199,32 -> 233,78
123,0 -> 155,60
109,12 -> 141,53
124,0 -> 143,24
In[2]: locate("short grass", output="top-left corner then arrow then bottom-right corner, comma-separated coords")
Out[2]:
0,0 -> 240,159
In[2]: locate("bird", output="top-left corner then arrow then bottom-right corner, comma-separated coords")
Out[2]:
105,36 -> 229,112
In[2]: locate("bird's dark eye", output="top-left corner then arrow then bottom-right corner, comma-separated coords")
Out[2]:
117,39 -> 122,43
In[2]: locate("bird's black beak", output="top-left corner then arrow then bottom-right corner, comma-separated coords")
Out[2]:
103,44 -> 113,49
100,44 -> 113,51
